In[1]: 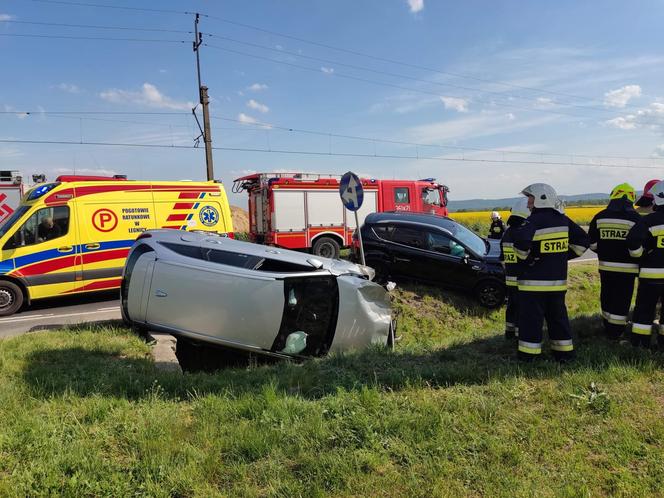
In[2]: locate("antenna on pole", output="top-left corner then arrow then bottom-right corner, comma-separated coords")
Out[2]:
192,13 -> 214,181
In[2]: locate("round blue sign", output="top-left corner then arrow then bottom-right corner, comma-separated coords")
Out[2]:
339,171 -> 364,211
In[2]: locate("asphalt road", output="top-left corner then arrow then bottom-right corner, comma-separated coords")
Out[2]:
0,252 -> 598,338
0,291 -> 121,338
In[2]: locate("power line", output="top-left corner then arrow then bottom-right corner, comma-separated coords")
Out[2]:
203,33 -> 638,120
204,43 -> 664,126
3,19 -> 191,34
0,111 -> 189,115
29,0 -> 190,15
1,138 -> 661,170
211,115 -> 664,163
0,33 -> 188,43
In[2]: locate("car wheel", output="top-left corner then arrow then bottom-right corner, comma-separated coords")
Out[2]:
312,236 -> 340,259
475,280 -> 505,308
367,260 -> 390,285
0,281 -> 24,317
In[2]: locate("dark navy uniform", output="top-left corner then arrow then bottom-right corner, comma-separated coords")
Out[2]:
513,208 -> 589,360
626,207 -> 664,347
588,197 -> 642,339
489,219 -> 505,239
500,216 -> 528,339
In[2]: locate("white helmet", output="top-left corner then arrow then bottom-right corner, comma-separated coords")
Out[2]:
510,197 -> 530,220
521,183 -> 559,209
650,180 -> 664,206
555,198 -> 566,214
490,211 -> 501,220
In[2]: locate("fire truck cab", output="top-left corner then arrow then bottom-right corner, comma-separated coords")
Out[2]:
233,172 -> 449,259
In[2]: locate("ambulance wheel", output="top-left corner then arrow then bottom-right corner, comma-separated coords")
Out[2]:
0,281 -> 23,316
475,280 -> 505,309
312,236 -> 340,259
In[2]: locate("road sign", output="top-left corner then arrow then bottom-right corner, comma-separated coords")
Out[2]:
339,171 -> 363,212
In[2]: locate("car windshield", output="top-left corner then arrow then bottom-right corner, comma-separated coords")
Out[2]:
0,205 -> 29,238
450,221 -> 487,255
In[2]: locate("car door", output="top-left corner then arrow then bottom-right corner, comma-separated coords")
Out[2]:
418,230 -> 475,288
2,204 -> 78,298
385,224 -> 429,279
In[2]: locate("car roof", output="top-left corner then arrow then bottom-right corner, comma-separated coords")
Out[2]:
364,211 -> 459,230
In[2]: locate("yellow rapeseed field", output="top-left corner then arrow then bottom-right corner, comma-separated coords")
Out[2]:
449,206 -> 603,226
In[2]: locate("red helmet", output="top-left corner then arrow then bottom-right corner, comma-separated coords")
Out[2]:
635,179 -> 661,207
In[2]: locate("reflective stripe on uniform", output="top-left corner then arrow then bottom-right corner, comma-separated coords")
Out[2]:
639,267 -> 664,279
648,224 -> 664,236
502,242 -> 514,248
518,279 -> 567,291
629,246 -> 644,258
602,310 -> 628,325
589,242 -> 598,251
570,243 -> 587,256
550,339 -> 574,352
505,322 -> 516,332
506,275 -> 518,287
532,226 -> 569,241
632,322 -> 653,335
598,260 -> 639,274
597,218 -> 636,229
515,247 -> 530,260
518,340 -> 542,355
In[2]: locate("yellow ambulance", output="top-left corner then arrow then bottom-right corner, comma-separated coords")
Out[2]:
0,175 -> 233,316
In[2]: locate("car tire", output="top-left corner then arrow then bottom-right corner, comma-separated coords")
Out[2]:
312,236 -> 341,259
474,280 -> 506,309
0,280 -> 24,317
367,259 -> 390,285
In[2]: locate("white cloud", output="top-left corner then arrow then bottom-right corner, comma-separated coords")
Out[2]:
237,113 -> 258,125
535,97 -> 554,108
100,83 -> 194,110
604,84 -> 641,108
321,66 -> 335,74
3,105 -> 28,119
506,113 -> 516,121
440,96 -> 468,112
247,83 -> 268,92
247,99 -> 269,113
652,145 -> 664,158
407,0 -> 424,13
605,116 -> 637,130
55,83 -> 80,94
0,14 -> 14,21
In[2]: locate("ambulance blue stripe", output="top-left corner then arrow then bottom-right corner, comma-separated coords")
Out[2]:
198,193 -> 205,199
186,213 -> 193,221
0,260 -> 14,274
193,202 -> 200,209
11,239 -> 135,268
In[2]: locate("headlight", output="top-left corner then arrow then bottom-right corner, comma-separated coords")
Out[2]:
357,264 -> 376,281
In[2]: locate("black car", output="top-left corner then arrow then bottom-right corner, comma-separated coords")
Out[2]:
353,212 -> 505,307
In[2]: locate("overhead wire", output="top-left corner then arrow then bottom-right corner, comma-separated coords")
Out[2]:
0,138 -> 661,170
0,33 -> 188,43
2,19 -> 191,34
29,0 -> 191,15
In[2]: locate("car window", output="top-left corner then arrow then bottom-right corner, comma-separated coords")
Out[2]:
394,187 -> 410,204
372,224 -> 396,241
450,222 -> 486,255
3,205 -> 69,250
422,189 -> 440,206
425,231 -> 466,257
391,226 -> 425,249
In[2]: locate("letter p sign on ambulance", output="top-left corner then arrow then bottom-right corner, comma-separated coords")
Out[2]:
92,208 -> 118,232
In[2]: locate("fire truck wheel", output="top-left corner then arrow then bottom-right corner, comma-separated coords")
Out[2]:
0,280 -> 24,316
312,236 -> 340,259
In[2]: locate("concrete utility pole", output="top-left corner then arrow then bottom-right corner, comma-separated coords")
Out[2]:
193,13 -> 214,181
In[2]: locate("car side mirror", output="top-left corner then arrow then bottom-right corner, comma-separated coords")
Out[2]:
462,254 -> 469,265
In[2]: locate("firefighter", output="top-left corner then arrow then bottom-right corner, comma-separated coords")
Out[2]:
626,180 -> 664,348
635,179 -> 660,215
488,211 -> 505,239
500,198 -> 530,339
513,183 -> 589,361
588,183 -> 641,340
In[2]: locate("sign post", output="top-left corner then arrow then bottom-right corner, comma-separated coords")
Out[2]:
339,171 -> 365,266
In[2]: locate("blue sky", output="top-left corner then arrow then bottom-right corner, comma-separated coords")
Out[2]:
2,0 -> 664,205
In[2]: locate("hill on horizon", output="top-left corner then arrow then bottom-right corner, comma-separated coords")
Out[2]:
447,193 -> 612,212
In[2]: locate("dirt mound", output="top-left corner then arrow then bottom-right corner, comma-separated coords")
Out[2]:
230,205 -> 249,233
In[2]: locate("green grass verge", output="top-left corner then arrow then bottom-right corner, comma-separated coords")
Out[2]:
2,263 -> 664,496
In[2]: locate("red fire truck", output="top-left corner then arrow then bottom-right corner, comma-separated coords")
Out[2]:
233,172 -> 450,258
0,171 -> 24,226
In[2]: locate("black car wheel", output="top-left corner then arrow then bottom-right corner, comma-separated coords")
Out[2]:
312,236 -> 340,259
0,280 -> 24,317
474,280 -> 505,308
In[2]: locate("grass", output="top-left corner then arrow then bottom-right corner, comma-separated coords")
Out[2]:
2,263 -> 664,496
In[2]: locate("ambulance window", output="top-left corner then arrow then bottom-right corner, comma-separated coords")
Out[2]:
3,206 -> 69,250
394,187 -> 410,204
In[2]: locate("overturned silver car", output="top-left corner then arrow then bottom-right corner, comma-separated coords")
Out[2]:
121,230 -> 395,369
